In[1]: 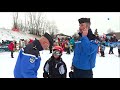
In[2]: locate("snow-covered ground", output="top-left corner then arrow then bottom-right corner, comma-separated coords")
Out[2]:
0,47 -> 120,78
0,28 -> 40,42
0,28 -> 120,78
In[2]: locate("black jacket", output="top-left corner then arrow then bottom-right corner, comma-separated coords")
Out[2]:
24,39 -> 43,57
43,56 -> 67,78
78,29 -> 98,41
110,36 -> 118,42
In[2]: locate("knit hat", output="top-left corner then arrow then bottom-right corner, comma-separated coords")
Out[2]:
78,18 -> 90,24
43,32 -> 53,47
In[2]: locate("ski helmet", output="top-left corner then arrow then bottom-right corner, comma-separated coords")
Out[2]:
53,46 -> 63,53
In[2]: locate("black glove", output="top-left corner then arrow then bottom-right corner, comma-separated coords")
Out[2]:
61,74 -> 67,78
69,71 -> 74,78
43,72 -> 49,78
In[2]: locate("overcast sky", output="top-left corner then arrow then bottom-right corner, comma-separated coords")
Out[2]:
0,12 -> 120,36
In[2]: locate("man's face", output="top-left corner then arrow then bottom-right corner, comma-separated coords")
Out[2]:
40,36 -> 50,49
79,23 -> 88,36
79,23 -> 87,33
43,42 -> 50,50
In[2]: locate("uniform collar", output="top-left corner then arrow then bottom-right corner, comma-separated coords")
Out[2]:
33,39 -> 43,51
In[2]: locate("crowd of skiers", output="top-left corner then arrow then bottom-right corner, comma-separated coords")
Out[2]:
1,31 -> 119,59
51,32 -> 120,58
97,34 -> 120,57
52,36 -> 75,54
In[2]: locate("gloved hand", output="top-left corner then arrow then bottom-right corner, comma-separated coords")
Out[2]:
43,72 -> 49,78
70,66 -> 74,70
69,71 -> 74,78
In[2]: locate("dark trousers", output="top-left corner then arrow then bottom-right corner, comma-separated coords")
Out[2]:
118,49 -> 120,56
70,45 -> 74,52
109,47 -> 114,54
73,66 -> 93,78
100,51 -> 104,56
11,50 -> 14,58
66,47 -> 70,54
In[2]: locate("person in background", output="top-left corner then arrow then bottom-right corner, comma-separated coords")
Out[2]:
28,39 -> 33,44
70,36 -> 75,52
8,41 -> 15,58
109,34 -> 118,54
100,42 -> 105,57
14,40 -> 17,51
117,40 -> 120,57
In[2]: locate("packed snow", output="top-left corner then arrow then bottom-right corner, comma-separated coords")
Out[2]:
0,28 -> 120,78
0,28 -> 40,42
0,47 -> 120,78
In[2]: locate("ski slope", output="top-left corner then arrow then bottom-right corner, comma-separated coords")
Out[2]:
0,28 -> 40,42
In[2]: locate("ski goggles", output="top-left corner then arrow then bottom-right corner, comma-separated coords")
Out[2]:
53,50 -> 62,56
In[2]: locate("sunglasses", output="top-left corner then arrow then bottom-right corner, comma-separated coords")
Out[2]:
53,50 -> 61,56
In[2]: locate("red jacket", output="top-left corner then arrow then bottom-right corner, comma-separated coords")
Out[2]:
28,39 -> 33,44
8,42 -> 14,51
